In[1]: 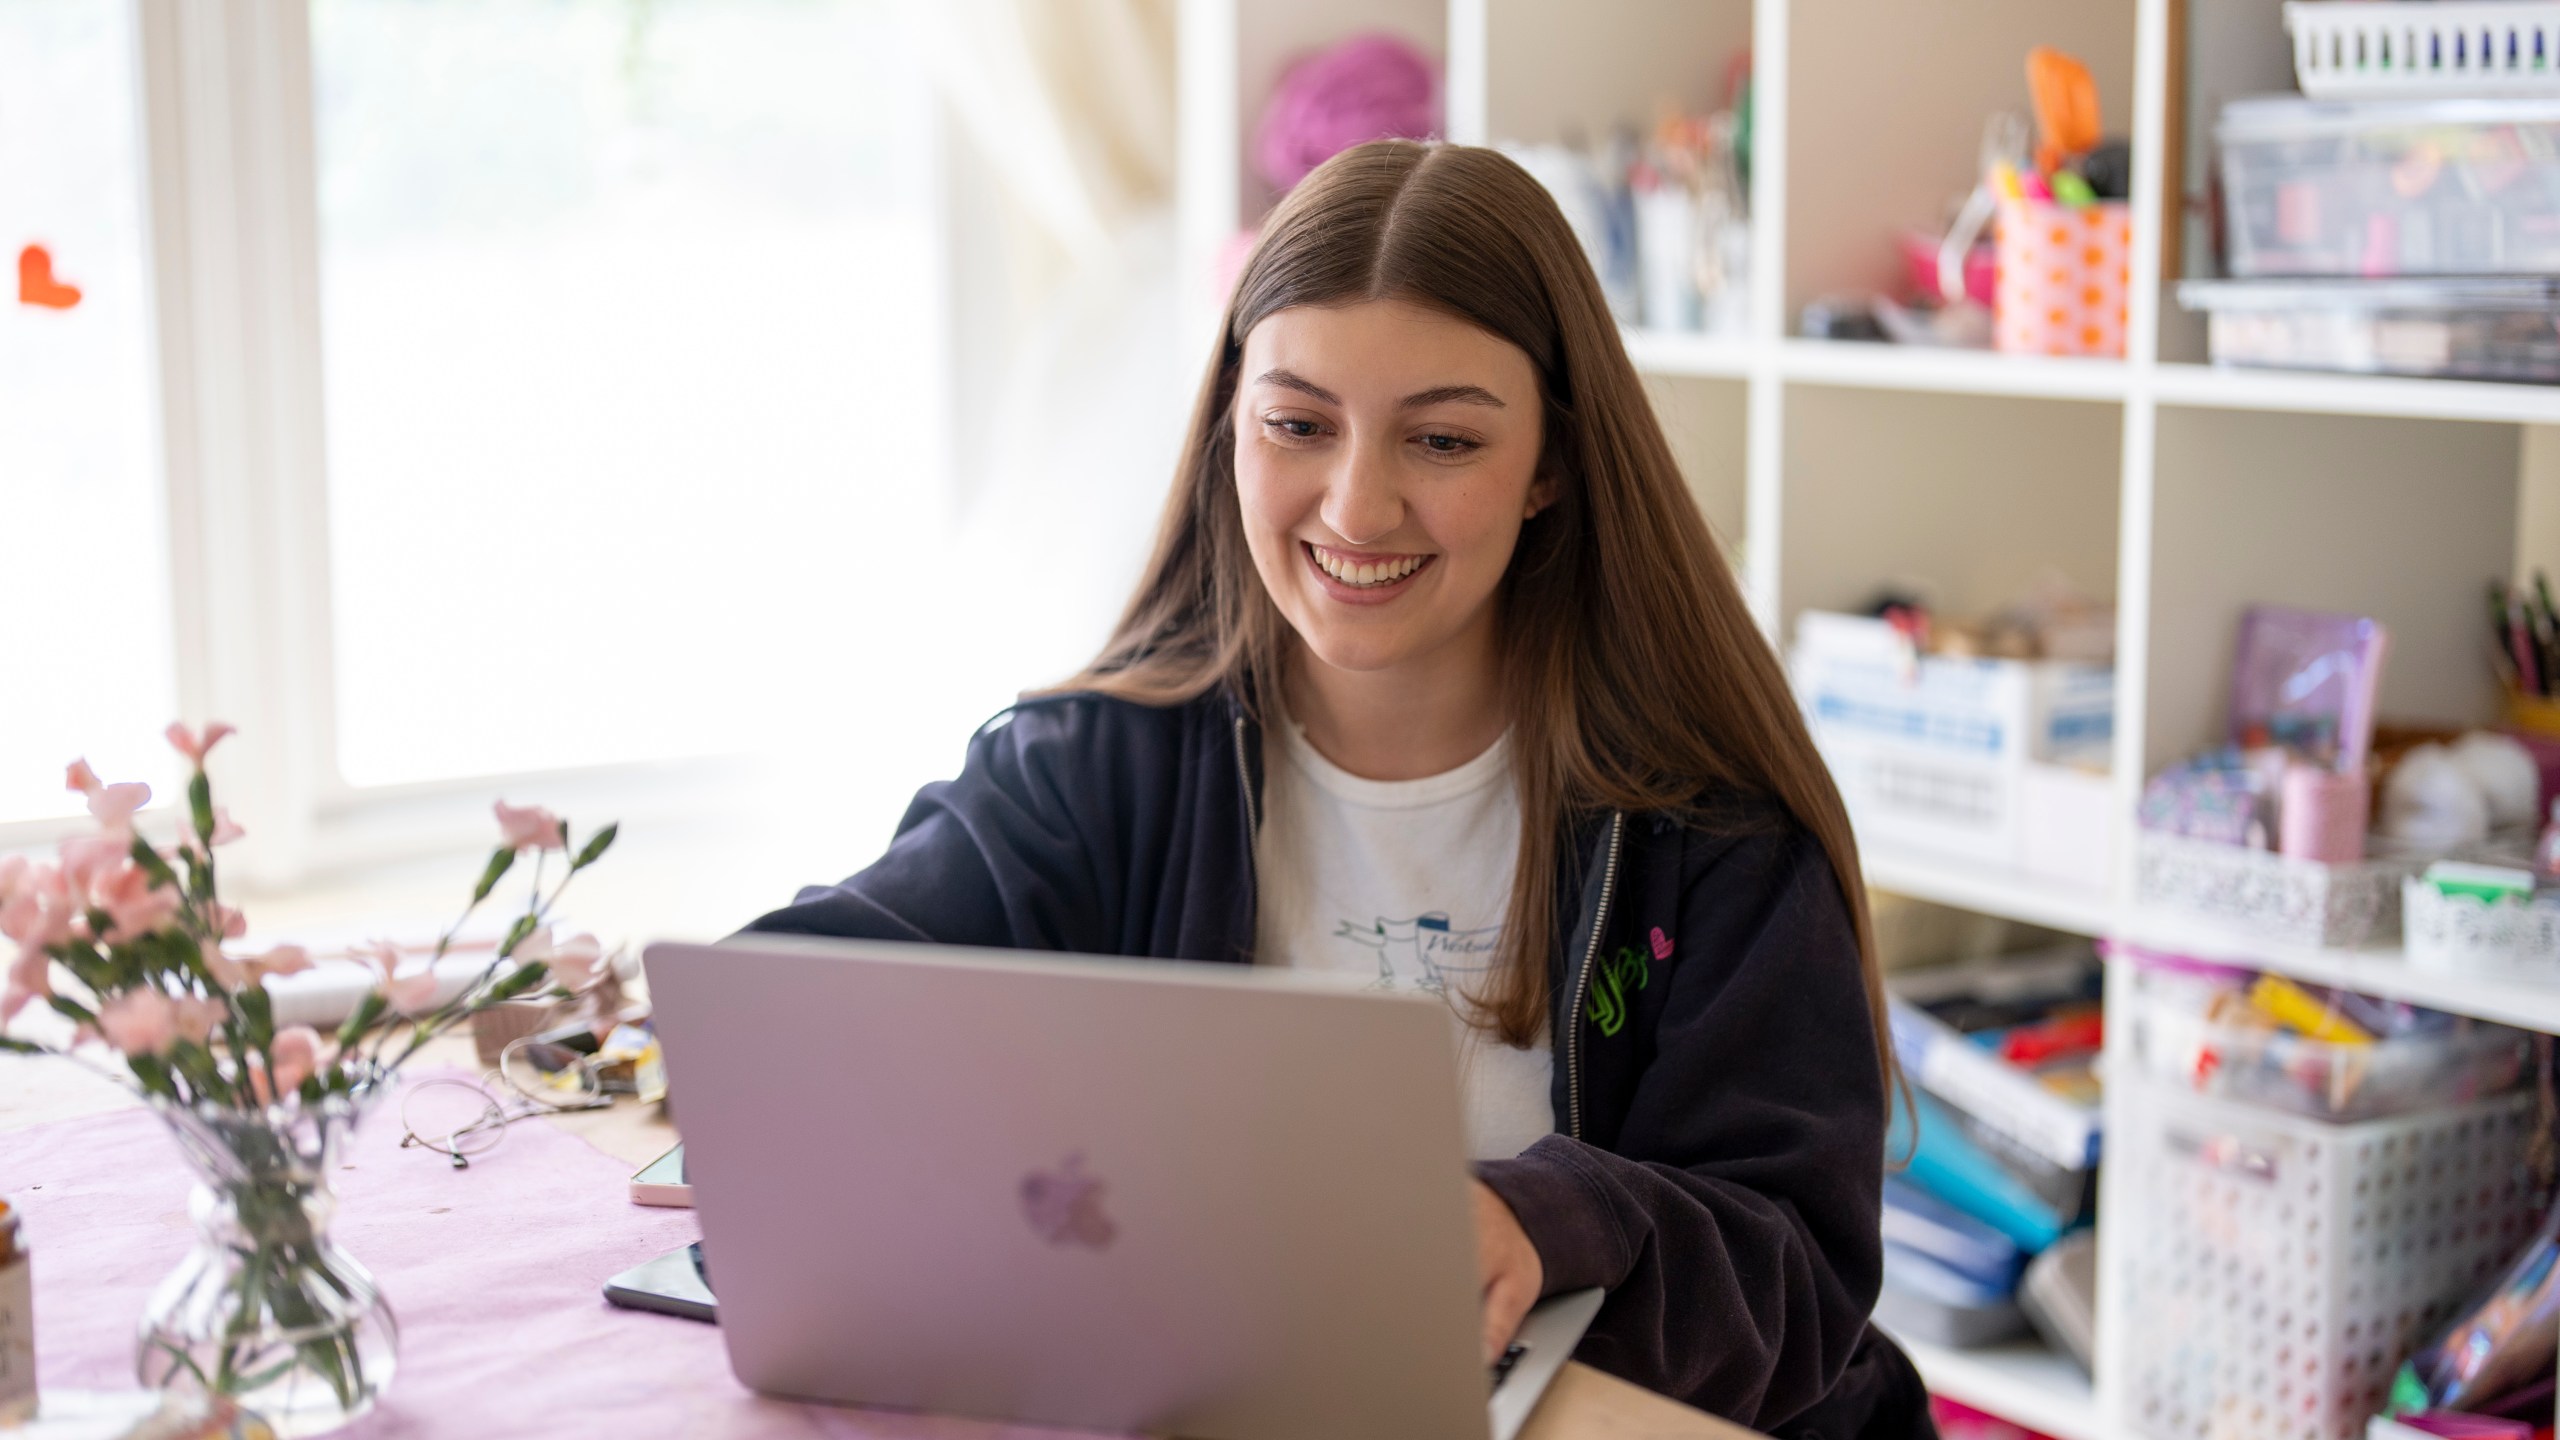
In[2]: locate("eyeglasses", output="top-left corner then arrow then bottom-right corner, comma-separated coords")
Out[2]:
398,1036 -> 612,1168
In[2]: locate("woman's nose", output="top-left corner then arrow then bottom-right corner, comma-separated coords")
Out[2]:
1319,440 -> 1404,546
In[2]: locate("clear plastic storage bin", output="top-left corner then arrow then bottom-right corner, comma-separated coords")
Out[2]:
2178,277 -> 2560,383
2128,966 -> 2531,1121
2122,1080 -> 2541,1440
2219,96 -> 2560,277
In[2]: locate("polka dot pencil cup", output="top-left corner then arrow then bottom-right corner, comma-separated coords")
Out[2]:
1995,197 -> 2131,358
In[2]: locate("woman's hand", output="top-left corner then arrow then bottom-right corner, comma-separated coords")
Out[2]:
1470,1179 -> 1544,1363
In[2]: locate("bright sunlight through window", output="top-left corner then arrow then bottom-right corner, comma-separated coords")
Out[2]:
0,0 -> 180,823
312,0 -> 938,788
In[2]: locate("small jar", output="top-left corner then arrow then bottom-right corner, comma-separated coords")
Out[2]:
0,1198 -> 33,1425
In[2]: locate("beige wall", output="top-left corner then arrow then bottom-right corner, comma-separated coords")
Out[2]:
2519,426 -> 2560,584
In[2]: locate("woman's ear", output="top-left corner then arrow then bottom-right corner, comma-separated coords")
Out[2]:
1524,470 -> 1562,519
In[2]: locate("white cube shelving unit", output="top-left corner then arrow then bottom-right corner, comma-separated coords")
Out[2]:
1180,3 -> 2560,1438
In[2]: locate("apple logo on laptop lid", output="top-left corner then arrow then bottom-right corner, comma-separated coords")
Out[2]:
1021,1153 -> 1117,1250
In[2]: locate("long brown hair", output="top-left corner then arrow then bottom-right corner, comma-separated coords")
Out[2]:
1055,139 -> 1886,1080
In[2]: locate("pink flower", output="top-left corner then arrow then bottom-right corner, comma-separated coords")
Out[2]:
165,722 -> 237,767
204,943 -> 310,993
0,863 -> 75,951
92,865 -> 181,945
95,990 -> 179,1056
251,943 -> 310,979
0,855 -> 30,904
171,994 -> 226,1045
492,800 -> 565,853
207,903 -> 248,940
1,943 -> 54,1022
267,1024 -> 332,1095
0,865 -> 73,1023
359,940 -> 441,1015
516,928 -> 605,990
65,759 -> 150,829
57,830 -> 130,896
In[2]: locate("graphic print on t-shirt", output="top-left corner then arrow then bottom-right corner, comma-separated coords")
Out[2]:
1252,721 -> 1555,1159
1330,911 -> 1503,995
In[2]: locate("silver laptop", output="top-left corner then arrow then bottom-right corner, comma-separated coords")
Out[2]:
642,934 -> 1605,1440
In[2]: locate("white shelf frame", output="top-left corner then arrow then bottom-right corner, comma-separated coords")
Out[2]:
1178,6 -> 2556,1439
1890,1333 -> 2101,1440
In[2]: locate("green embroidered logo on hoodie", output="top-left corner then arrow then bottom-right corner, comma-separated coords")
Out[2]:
1584,945 -> 1651,1037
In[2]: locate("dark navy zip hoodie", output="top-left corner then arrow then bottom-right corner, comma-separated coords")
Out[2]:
746,690 -> 1931,1439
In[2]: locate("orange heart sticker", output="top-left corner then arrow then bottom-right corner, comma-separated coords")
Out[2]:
18,245 -> 82,310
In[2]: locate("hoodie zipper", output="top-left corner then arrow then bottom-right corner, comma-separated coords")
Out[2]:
1232,714 -> 1259,847
1566,811 -> 1624,1142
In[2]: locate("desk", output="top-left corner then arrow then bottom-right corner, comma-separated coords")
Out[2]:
0,1044 -> 1749,1440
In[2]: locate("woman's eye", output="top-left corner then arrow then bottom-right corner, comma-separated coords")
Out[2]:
1417,433 -> 1477,456
1264,417 -> 1322,440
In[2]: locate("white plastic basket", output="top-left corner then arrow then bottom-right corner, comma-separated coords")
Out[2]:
2123,1080 -> 2542,1440
2286,3 -> 2560,98
2404,878 -> 2560,979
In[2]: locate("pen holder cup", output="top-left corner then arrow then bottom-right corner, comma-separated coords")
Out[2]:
2508,689 -> 2560,742
1994,197 -> 2131,358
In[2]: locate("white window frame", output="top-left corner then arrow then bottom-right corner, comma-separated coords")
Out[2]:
0,1 -> 825,887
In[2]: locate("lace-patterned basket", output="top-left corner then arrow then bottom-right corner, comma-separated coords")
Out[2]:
2135,832 -> 2428,949
2403,878 -> 2560,978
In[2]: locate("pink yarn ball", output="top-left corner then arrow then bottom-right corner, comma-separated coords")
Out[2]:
1253,33 -> 1442,194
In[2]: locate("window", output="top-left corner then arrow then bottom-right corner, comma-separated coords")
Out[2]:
309,0 -> 937,786
0,0 -> 179,822
1,3 -> 1086,880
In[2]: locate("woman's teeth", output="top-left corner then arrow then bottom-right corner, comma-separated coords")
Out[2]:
1313,547 -> 1425,588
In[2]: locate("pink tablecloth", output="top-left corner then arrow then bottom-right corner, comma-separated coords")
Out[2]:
0,1076 -> 1111,1439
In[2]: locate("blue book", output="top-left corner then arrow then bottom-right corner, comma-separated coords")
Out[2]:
1883,1241 -> 2015,1308
1892,1087 -> 2071,1253
1883,1178 -> 2024,1292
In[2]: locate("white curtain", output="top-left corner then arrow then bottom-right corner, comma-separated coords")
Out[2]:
907,0 -> 1188,691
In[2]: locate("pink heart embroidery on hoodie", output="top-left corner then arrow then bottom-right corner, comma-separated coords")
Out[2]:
1650,926 -> 1673,961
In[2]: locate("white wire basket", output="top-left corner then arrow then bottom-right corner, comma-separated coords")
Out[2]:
2286,3 -> 2560,98
2122,1080 -> 2542,1440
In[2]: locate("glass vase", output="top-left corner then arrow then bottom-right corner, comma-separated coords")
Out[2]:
136,1096 -> 398,1437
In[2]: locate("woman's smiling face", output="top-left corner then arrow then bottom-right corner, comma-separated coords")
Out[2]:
1232,299 -> 1550,679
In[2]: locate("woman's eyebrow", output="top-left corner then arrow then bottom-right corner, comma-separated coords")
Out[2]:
1253,368 -> 1340,404
1399,384 -> 1505,410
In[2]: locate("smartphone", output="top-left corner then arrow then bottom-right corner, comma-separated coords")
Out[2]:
630,1143 -> 691,1208
602,1242 -> 715,1323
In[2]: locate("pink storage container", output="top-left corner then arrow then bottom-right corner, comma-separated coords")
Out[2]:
1995,197 -> 2132,358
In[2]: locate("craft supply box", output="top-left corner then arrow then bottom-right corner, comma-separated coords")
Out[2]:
2219,96 -> 2560,279
1792,612 -> 2115,871
2178,277 -> 2560,384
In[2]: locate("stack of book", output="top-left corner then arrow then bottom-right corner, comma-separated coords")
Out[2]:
1880,946 -> 2101,1366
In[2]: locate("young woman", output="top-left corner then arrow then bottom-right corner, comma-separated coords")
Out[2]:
750,139 -> 1928,1439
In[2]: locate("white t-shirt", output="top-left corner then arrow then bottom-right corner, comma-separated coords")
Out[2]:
1252,720 -> 1556,1161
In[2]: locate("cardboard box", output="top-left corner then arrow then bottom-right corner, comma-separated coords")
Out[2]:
1792,612 -> 2114,868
